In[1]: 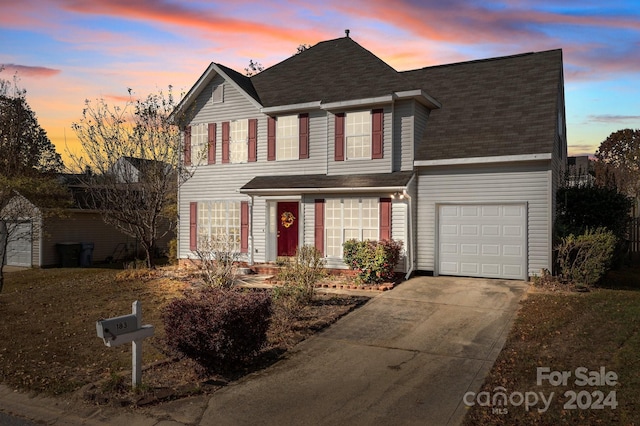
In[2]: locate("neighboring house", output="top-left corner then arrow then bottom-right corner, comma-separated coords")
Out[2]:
110,156 -> 173,183
566,156 -> 594,187
173,35 -> 567,280
2,163 -> 174,268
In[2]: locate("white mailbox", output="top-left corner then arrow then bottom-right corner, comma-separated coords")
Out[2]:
96,314 -> 139,340
96,301 -> 154,387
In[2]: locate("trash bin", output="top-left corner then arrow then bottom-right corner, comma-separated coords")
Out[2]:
80,242 -> 94,267
56,243 -> 82,267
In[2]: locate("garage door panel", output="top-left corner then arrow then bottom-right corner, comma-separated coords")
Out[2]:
6,223 -> 32,267
460,225 -> 479,236
438,204 -> 526,280
440,262 -> 459,274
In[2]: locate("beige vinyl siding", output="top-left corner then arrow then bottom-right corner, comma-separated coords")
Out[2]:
394,100 -> 413,172
416,162 -> 552,277
327,107 -> 393,175
413,103 -> 429,171
42,212 -> 137,266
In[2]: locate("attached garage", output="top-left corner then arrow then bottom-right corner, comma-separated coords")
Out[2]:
438,204 -> 527,280
5,222 -> 33,267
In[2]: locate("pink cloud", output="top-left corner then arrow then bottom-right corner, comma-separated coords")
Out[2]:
59,0 -> 330,44
1,64 -> 61,78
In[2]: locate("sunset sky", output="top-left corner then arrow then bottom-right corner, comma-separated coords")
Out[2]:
1,0 -> 639,166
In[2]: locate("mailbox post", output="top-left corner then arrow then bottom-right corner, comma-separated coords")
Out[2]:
96,300 -> 154,388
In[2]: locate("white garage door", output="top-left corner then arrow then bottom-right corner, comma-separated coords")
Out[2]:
438,204 -> 526,280
5,223 -> 32,267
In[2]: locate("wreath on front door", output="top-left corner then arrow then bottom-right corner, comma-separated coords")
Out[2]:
280,211 -> 295,228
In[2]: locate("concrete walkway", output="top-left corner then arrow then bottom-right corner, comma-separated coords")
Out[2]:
0,275 -> 528,425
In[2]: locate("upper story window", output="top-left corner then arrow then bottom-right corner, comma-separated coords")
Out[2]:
345,111 -> 372,160
268,114 -> 309,161
191,123 -> 208,163
230,119 -> 248,163
197,200 -> 241,252
212,84 -> 224,104
276,115 -> 299,160
334,109 -> 383,162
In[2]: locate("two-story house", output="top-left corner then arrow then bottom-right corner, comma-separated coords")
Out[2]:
172,35 -> 566,281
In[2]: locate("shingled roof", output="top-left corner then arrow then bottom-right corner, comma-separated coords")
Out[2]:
251,37 -> 413,107
403,50 -> 564,161
241,171 -> 414,193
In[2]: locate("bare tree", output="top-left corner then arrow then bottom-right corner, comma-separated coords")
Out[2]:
70,87 -> 192,268
244,59 -> 264,77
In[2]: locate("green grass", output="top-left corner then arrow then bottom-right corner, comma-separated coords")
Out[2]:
464,266 -> 640,425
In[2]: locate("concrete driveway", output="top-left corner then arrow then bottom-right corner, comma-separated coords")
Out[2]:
200,276 -> 529,426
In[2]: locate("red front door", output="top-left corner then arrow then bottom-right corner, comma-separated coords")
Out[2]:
277,202 -> 299,256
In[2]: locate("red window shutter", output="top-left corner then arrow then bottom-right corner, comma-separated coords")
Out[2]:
372,109 -> 384,159
207,123 -> 216,164
240,201 -> 249,253
334,113 -> 345,161
248,119 -> 257,162
222,121 -> 230,163
299,113 -> 309,159
189,202 -> 197,251
267,117 -> 276,161
314,199 -> 325,255
379,198 -> 391,241
184,126 -> 192,166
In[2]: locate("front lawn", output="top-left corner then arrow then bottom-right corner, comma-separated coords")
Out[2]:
0,267 -> 367,402
464,267 -> 640,425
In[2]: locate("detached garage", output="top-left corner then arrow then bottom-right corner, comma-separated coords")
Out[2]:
5,222 -> 33,267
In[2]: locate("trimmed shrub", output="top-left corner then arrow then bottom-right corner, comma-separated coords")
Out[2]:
343,239 -> 403,284
556,228 -> 617,287
162,288 -> 272,373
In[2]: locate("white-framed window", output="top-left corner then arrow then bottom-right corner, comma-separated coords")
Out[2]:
325,197 -> 379,257
345,111 -> 371,160
212,84 -> 224,104
276,115 -> 299,160
191,123 -> 208,163
197,201 -> 241,251
230,119 -> 248,164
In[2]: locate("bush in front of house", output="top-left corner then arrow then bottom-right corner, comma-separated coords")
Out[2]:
275,245 -> 326,305
161,287 -> 272,373
343,239 -> 403,284
556,228 -> 617,288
